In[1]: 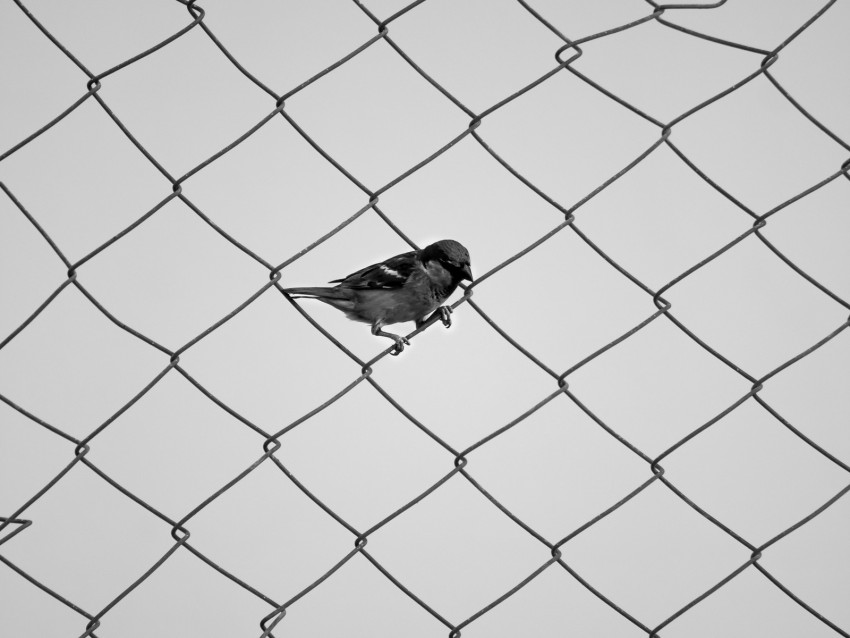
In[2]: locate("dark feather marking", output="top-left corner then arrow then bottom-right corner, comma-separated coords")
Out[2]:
329,251 -> 418,289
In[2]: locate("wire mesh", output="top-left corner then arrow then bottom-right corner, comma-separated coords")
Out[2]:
1,0 -> 848,636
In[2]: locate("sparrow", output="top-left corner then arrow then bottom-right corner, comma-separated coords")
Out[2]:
284,239 -> 473,354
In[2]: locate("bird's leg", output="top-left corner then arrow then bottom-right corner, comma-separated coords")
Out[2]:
372,322 -> 410,355
417,306 -> 453,330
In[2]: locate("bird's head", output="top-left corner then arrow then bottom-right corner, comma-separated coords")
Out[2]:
421,239 -> 473,282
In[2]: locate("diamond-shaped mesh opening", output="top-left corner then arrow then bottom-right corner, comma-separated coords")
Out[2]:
665,235 -> 847,376
99,547 -> 273,637
466,394 -> 647,540
576,144 -> 753,289
0,99 -> 169,259
275,382 -> 451,529
572,18 -> 756,121
0,464 -> 174,611
0,286 -> 166,440
480,68 -> 661,207
86,371 -> 265,520
178,289 -> 360,428
78,198 -> 270,348
475,228 -> 653,370
568,315 -> 752,455
376,136 -> 557,272
182,116 -> 365,263
99,27 -> 276,176
662,399 -> 849,543
559,481 -> 744,626
188,459 -> 354,603
385,0 -> 565,111
672,74 -> 847,212
285,38 -> 467,188
198,0 -> 377,93
370,309 -> 557,450
367,475 -> 548,621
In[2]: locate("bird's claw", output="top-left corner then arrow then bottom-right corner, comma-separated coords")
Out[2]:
390,336 -> 410,356
439,306 -> 453,329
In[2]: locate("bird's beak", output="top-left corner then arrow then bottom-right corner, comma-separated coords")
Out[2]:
462,264 -> 473,281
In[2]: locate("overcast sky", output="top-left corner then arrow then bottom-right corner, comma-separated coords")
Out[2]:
1,1 -> 848,637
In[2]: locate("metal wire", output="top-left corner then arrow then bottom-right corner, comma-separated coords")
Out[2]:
1,0 -> 848,636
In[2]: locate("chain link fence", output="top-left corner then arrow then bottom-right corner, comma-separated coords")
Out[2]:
1,0 -> 848,636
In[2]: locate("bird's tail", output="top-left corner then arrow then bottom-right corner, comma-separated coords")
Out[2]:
284,286 -> 350,299
284,286 -> 355,312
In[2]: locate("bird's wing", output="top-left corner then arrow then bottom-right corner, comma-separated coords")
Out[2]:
330,250 -> 419,289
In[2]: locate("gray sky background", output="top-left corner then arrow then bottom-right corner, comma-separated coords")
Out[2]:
1,1 -> 848,637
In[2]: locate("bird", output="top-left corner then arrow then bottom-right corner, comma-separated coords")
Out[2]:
284,239 -> 472,354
